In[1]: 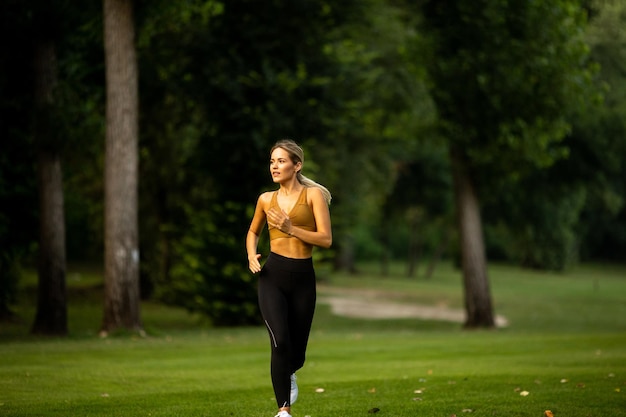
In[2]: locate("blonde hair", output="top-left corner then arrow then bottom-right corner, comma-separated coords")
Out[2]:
271,139 -> 332,205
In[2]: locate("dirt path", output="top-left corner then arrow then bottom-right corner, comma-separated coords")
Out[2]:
318,285 -> 509,327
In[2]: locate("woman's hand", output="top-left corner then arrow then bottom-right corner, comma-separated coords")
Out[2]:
267,207 -> 293,235
248,253 -> 262,273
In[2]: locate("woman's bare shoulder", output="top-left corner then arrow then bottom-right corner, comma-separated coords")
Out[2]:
306,186 -> 325,202
257,191 -> 275,205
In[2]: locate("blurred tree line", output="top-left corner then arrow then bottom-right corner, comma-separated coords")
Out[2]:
0,0 -> 623,331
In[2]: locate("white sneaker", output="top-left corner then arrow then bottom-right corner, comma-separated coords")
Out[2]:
274,411 -> 292,417
290,373 -> 298,404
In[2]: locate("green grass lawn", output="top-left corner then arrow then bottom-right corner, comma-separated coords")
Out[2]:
1,261 -> 625,417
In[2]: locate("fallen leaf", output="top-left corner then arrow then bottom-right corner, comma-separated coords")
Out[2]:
412,397 -> 422,401
544,411 -> 554,417
368,387 -> 376,393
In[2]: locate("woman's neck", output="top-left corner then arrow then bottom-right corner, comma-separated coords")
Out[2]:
279,179 -> 302,195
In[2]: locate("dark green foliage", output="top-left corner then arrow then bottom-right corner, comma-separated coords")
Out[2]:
421,0 -> 592,173
379,142 -> 454,263
485,179 -> 587,270
572,0 -> 626,261
155,203 -> 261,326
420,0 -> 597,270
484,0 -> 626,268
0,1 -> 38,319
135,1 -> 362,323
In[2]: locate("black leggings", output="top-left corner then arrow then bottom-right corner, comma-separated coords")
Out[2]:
258,252 -> 316,408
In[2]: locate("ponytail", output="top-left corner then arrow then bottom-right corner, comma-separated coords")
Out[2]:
297,172 -> 332,205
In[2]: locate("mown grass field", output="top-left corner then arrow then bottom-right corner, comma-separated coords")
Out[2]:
1,261 -> 625,417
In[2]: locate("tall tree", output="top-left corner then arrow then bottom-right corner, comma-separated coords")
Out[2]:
101,0 -> 141,335
449,147 -> 493,326
420,0 -> 593,327
31,1 -> 68,336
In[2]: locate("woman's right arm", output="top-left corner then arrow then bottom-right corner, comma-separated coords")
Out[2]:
246,231 -> 262,273
246,194 -> 267,273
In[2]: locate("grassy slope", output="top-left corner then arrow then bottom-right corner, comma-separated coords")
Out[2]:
0,261 -> 625,417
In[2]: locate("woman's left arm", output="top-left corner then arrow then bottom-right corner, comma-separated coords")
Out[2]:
289,187 -> 332,248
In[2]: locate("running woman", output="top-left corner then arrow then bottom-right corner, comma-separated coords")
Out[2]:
246,139 -> 332,417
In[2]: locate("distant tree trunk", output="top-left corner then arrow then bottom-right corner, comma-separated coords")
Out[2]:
334,234 -> 357,274
33,151 -> 68,335
380,213 -> 390,277
424,228 -> 448,280
31,32 -> 68,336
406,208 -> 422,278
101,0 -> 142,335
450,147 -> 495,328
0,255 -> 19,322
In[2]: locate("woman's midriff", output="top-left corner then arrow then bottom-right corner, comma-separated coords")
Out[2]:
270,238 -> 313,259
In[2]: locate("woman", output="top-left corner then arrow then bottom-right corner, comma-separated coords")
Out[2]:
246,139 -> 332,417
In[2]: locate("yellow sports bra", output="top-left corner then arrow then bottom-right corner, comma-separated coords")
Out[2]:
268,188 -> 316,240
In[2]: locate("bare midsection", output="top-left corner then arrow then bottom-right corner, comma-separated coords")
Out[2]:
270,238 -> 313,259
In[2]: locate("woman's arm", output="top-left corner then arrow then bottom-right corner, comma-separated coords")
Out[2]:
246,194 -> 268,273
246,230 -> 262,273
267,187 -> 332,248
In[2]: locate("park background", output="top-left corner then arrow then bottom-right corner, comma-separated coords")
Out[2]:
0,1 -> 625,415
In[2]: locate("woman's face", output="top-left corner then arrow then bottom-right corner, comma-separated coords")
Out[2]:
269,147 -> 300,183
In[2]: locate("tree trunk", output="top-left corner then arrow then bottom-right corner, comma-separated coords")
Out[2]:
406,209 -> 421,278
380,216 -> 389,277
33,151 -> 68,335
101,0 -> 142,335
31,34 -> 68,336
450,147 -> 495,328
0,255 -> 19,322
334,234 -> 357,274
424,228 -> 448,280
